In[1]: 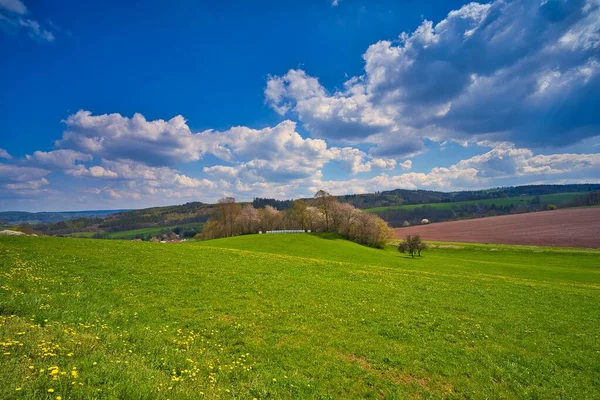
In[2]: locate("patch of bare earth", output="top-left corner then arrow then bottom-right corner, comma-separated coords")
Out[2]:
340,353 -> 453,395
394,207 -> 600,248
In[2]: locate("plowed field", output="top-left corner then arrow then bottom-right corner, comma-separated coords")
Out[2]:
394,207 -> 600,248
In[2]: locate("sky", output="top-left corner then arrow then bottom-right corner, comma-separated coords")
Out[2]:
0,0 -> 599,212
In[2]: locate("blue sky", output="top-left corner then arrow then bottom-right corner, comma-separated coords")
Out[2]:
0,0 -> 599,211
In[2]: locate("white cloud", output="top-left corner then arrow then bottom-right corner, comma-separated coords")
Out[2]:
0,0 -> 26,14
0,163 -> 51,198
5,177 -> 48,190
25,150 -> 93,170
59,110 -> 207,166
0,148 -> 11,159
266,0 -> 600,152
0,0 -> 55,42
399,160 -> 412,170
457,147 -> 600,178
0,163 -> 49,182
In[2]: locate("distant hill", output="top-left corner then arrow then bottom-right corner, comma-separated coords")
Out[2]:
21,183 -> 600,237
0,209 -> 132,225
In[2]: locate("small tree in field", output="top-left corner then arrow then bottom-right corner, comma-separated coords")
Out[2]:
398,234 -> 427,258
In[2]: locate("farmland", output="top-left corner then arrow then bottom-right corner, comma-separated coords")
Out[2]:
364,192 -> 585,213
395,207 -> 600,248
1,234 -> 599,399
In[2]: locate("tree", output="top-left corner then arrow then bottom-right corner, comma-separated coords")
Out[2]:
331,202 -> 359,236
350,212 -> 393,248
289,200 -> 308,230
216,197 -> 242,237
398,234 -> 427,258
305,206 -> 326,232
259,205 -> 283,231
236,205 -> 260,234
314,190 -> 336,231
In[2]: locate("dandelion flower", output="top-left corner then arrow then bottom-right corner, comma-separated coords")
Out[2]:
48,388 -> 54,393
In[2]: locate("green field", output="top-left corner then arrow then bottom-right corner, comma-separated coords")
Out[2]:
364,192 -> 585,213
1,234 -> 599,399
63,222 -> 204,240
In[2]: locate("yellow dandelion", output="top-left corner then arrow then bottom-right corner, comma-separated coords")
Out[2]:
48,388 -> 55,393
15,387 -> 22,391
71,370 -> 79,378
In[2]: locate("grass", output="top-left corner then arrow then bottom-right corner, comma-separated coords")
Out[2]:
63,222 -> 204,239
105,222 -> 204,239
364,192 -> 586,213
1,234 -> 599,399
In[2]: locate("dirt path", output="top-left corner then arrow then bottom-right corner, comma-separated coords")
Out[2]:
393,207 -> 600,248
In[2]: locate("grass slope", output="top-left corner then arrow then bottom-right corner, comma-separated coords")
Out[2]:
364,192 -> 584,213
1,234 -> 599,399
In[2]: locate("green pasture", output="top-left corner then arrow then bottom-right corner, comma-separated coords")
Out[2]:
1,234 -> 599,399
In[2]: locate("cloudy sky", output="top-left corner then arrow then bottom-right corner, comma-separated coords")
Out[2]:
1,0 -> 599,211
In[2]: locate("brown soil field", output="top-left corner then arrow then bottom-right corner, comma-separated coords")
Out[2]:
393,207 -> 600,248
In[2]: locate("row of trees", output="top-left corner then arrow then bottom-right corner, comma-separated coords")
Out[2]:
199,191 -> 393,248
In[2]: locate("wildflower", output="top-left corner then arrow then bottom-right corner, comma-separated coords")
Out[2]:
15,387 -> 22,391
71,370 -> 79,378
57,397 -> 62,400
48,388 -> 55,393
272,378 -> 277,382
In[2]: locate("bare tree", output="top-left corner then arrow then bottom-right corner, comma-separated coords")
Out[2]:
305,206 -> 326,232
314,190 -> 336,231
217,197 -> 242,237
259,205 -> 283,231
236,205 -> 260,234
332,202 -> 359,236
289,200 -> 308,230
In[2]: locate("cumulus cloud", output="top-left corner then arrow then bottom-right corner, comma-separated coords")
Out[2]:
58,110 -> 208,167
457,146 -> 600,178
311,146 -> 600,197
0,163 -> 51,197
57,111 -> 395,187
399,160 -> 412,170
0,0 -> 55,42
25,150 -> 93,170
266,0 -> 600,152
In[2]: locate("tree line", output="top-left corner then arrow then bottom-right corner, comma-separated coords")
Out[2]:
199,190 -> 393,248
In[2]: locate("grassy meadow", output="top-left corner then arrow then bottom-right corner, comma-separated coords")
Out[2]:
64,222 -> 204,240
1,234 -> 599,399
363,192 -> 585,213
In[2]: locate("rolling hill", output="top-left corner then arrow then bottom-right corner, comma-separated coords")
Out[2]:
1,234 -> 598,398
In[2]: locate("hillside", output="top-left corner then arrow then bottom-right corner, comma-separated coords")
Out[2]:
0,210 -> 130,225
9,184 -> 600,237
1,234 -> 599,398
